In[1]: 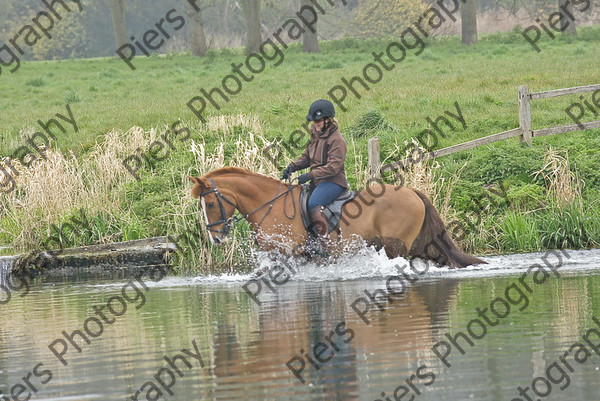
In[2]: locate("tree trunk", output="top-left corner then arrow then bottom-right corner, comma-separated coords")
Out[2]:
109,0 -> 127,49
461,0 -> 478,45
186,1 -> 208,56
223,0 -> 230,38
558,0 -> 577,36
301,0 -> 319,52
241,0 -> 262,54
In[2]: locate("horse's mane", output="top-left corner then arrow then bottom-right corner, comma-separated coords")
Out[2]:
203,167 -> 284,186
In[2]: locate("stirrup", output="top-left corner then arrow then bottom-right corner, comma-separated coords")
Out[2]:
306,235 -> 330,259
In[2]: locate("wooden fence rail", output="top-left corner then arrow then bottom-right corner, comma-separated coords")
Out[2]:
371,84 -> 600,179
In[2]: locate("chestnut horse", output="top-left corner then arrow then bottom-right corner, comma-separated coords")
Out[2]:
190,167 -> 485,268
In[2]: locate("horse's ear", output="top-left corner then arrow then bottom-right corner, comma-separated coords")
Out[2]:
190,176 -> 209,199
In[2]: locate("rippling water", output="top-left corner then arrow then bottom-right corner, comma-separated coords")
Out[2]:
2,248 -> 600,401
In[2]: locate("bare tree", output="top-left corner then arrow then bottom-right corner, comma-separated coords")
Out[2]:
223,0 -> 231,39
301,0 -> 319,52
109,0 -> 127,49
461,0 -> 478,45
240,0 -> 262,53
186,0 -> 209,56
558,0 -> 577,35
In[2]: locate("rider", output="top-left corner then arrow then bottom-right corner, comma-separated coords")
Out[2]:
281,99 -> 349,241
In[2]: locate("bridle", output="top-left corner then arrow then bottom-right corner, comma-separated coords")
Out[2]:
199,177 -> 297,238
199,178 -> 239,236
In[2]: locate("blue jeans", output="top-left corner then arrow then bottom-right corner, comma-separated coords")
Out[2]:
308,181 -> 345,210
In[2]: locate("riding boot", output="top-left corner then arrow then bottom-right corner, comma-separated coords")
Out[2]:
310,206 -> 330,244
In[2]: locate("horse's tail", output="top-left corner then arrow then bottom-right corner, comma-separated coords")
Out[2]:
410,189 -> 486,268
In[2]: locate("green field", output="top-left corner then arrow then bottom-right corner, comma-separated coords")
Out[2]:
2,27 -> 600,272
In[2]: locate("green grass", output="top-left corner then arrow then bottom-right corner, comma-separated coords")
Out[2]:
2,26 -> 600,267
1,28 -> 598,155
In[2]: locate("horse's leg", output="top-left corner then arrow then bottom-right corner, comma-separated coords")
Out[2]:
251,248 -> 301,278
368,236 -> 409,259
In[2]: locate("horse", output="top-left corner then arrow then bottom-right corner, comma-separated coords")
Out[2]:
189,167 -> 486,268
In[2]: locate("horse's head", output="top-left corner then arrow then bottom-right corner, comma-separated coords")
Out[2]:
189,176 -> 237,245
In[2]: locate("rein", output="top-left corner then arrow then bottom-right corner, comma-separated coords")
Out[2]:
199,177 -> 297,236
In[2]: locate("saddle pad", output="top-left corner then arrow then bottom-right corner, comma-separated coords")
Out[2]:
300,186 -> 356,233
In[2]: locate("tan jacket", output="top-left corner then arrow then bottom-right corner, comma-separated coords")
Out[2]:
290,123 -> 348,189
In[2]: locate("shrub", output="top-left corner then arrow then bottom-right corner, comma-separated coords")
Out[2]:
347,109 -> 396,138
506,184 -> 545,212
353,0 -> 427,38
26,78 -> 46,87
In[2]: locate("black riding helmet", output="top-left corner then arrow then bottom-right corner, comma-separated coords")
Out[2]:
306,99 -> 335,121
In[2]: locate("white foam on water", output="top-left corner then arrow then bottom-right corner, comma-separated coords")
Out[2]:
85,247 -> 600,291
433,248 -> 600,279
226,247 -> 600,282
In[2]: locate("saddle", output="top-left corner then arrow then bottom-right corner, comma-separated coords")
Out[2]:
300,185 -> 356,235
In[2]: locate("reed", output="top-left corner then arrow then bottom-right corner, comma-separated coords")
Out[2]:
165,115 -> 283,273
0,127 -> 151,250
534,148 -> 582,208
381,140 -> 460,225
500,211 -> 541,252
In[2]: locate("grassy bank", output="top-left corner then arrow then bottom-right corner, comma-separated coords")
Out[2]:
1,27 -> 600,272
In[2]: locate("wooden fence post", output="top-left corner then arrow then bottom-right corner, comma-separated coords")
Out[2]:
519,85 -> 532,145
368,137 -> 380,181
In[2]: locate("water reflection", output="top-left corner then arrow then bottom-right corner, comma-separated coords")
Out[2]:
1,251 -> 600,400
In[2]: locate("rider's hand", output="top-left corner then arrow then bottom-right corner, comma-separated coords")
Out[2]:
281,165 -> 294,180
298,173 -> 311,184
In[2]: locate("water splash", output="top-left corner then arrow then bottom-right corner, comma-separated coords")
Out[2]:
182,247 -> 600,283
86,247 -> 600,290
0,255 -> 15,289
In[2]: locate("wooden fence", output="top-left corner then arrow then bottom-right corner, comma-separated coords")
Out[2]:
370,83 -> 600,179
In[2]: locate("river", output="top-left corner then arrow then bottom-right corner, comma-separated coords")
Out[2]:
1,248 -> 600,401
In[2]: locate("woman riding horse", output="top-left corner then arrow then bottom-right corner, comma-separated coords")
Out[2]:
190,100 -> 487,268
282,99 -> 347,243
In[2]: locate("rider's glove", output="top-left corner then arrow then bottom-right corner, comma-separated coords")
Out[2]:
281,165 -> 294,180
298,173 -> 311,184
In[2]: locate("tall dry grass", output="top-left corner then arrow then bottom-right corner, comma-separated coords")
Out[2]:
161,114 -> 292,273
534,148 -> 583,208
2,114 -> 288,272
349,137 -> 369,188
1,127 -> 151,250
380,140 -> 462,224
